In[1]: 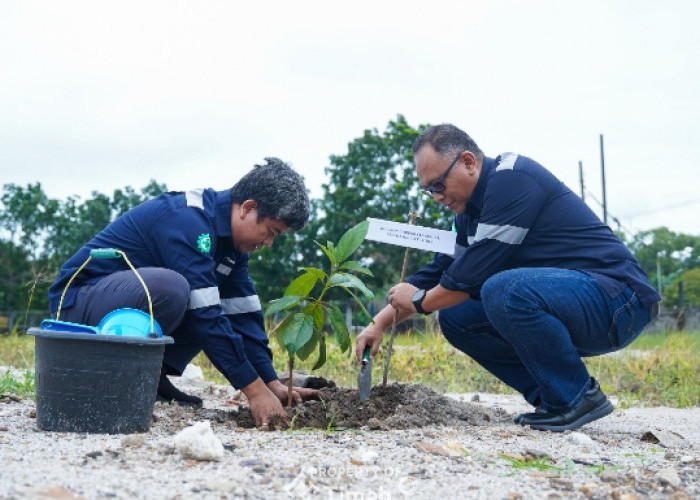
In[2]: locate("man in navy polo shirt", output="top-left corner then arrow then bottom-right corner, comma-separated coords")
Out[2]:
49,158 -> 318,428
356,124 -> 660,432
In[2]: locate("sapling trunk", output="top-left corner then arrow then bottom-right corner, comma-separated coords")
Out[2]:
382,213 -> 418,386
287,355 -> 294,408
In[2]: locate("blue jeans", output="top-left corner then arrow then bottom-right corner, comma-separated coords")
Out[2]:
439,268 -> 655,412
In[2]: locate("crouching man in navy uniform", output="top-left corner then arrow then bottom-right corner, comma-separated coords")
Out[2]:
49,158 -> 318,427
356,124 -> 660,432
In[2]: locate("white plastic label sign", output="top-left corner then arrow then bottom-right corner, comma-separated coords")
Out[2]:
365,218 -> 456,256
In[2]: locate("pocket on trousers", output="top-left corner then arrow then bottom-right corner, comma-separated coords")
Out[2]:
607,293 -> 650,350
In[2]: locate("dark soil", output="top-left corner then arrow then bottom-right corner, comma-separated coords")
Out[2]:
186,383 -> 510,430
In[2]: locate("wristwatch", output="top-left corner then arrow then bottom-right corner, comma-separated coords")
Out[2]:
412,289 -> 429,314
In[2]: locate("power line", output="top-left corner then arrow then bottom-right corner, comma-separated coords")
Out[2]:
622,198 -> 700,219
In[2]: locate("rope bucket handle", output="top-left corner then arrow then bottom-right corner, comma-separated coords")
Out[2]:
55,248 -> 157,335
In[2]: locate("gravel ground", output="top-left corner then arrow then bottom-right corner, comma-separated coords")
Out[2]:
1,372 -> 699,500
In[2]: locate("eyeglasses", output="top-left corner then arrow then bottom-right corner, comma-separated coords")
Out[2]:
421,151 -> 463,197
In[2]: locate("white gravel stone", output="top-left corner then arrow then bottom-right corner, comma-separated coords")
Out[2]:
173,420 -> 224,461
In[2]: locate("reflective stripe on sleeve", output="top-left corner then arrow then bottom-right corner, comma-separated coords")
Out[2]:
495,153 -> 518,172
221,296 -> 262,315
474,223 -> 528,245
186,188 -> 204,210
188,286 -> 221,309
216,263 -> 232,276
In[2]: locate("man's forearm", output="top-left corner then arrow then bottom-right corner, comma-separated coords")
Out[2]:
421,285 -> 469,313
372,304 -> 414,332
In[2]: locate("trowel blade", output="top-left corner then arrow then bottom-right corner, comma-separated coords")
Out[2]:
358,347 -> 372,401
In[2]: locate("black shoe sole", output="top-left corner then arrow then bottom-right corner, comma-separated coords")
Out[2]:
528,399 -> 613,432
156,394 -> 203,407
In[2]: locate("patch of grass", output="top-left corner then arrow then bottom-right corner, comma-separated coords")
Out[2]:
0,369 -> 35,398
500,454 -> 558,472
0,333 -> 35,369
589,331 -> 700,408
2,328 -> 699,407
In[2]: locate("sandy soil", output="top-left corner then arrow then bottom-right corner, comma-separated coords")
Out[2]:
1,372 -> 699,499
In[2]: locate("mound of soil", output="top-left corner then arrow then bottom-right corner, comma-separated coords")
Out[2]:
190,382 -> 510,430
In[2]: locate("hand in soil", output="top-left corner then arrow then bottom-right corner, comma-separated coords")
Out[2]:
241,379 -> 289,427
267,379 -> 326,406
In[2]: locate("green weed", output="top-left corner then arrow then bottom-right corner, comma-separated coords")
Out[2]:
500,454 -> 558,472
0,369 -> 35,398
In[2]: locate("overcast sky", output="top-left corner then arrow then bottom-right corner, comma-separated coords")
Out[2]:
2,1 -> 699,236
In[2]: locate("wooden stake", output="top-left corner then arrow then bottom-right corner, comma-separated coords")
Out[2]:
382,212 -> 419,386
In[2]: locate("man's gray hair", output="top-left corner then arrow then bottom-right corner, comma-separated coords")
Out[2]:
413,123 -> 483,159
230,157 -> 310,231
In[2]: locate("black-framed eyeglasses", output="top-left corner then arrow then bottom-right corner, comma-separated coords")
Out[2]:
421,151 -> 463,197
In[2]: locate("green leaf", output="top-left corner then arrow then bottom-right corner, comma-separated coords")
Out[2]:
335,220 -> 369,263
312,334 -> 327,370
327,303 -> 351,352
296,329 -> 319,361
315,241 -> 337,266
279,313 -> 314,355
340,260 -> 373,276
265,295 -> 303,316
308,302 -> 325,332
302,267 -> 326,280
284,271 -> 319,297
329,272 -> 374,300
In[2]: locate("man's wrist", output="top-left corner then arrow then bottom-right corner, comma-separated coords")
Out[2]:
241,377 -> 267,397
412,289 -> 429,314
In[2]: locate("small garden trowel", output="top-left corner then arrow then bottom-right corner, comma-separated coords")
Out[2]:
358,346 -> 372,401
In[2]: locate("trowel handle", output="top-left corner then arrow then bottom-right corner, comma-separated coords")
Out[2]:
90,248 -> 123,259
362,346 -> 371,364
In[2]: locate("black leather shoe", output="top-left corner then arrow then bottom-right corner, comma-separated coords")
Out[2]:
513,412 -> 530,424
518,379 -> 613,432
157,368 -> 203,407
513,397 -> 542,424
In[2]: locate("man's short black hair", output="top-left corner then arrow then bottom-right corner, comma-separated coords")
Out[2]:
230,157 -> 310,231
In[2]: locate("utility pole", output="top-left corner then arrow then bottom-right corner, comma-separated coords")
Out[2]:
578,161 -> 585,201
599,134 -> 607,225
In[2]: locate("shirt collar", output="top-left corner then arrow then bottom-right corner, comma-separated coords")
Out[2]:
465,156 -> 495,217
215,189 -> 233,238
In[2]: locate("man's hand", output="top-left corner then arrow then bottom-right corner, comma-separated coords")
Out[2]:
240,378 -> 289,429
355,323 -> 385,362
387,283 -> 419,312
267,379 -> 324,406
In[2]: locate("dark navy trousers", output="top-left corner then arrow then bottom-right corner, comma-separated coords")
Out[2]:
58,268 -> 197,375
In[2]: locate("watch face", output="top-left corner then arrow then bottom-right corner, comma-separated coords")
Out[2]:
412,289 -> 426,302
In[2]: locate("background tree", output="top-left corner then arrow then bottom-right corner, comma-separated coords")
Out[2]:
310,115 -> 449,297
663,268 -> 700,309
0,181 -> 166,319
627,227 -> 700,301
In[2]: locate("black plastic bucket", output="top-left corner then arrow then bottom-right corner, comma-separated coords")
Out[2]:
28,328 -> 173,434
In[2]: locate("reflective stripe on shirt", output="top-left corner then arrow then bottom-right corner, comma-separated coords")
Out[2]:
186,188 -> 204,209
221,295 -> 262,315
495,153 -> 518,171
188,286 -> 220,309
474,223 -> 528,245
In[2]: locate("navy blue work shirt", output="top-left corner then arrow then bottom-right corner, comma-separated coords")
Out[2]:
49,189 -> 275,389
408,154 -> 660,307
